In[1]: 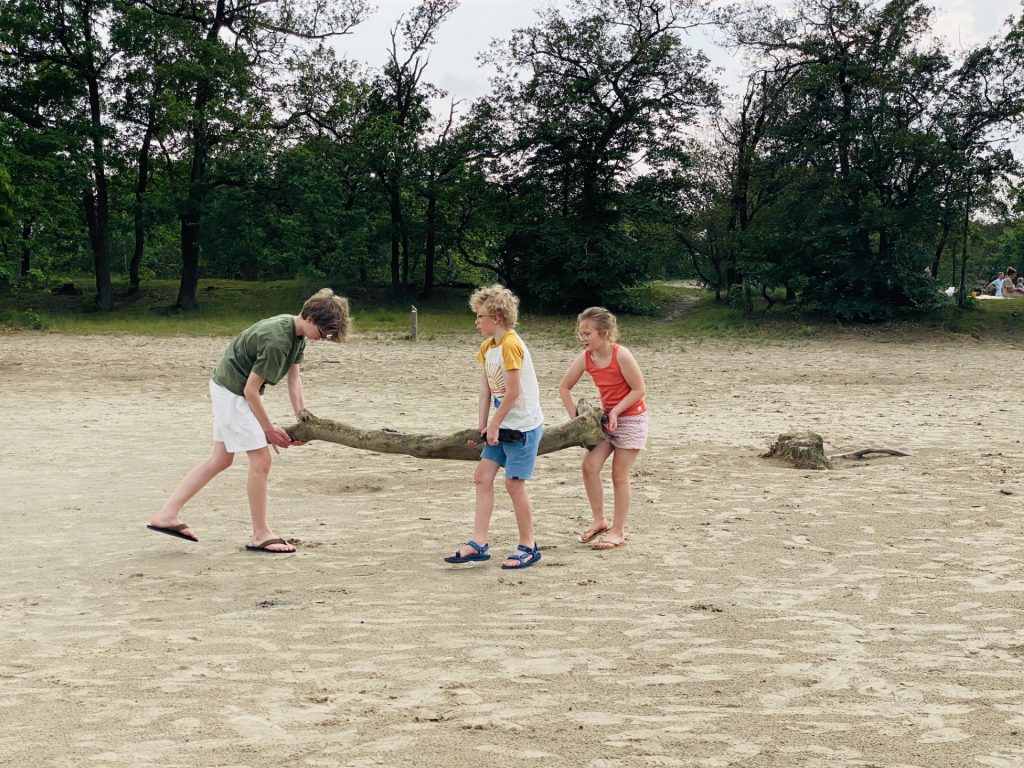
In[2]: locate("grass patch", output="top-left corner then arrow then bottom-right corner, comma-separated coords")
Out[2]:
608,285 -> 1024,343
924,297 -> 1024,337
3,277 -> 1022,342
1,278 -> 318,335
0,278 -> 576,337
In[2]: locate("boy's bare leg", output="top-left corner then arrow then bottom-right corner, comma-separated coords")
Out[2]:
246,447 -> 295,552
503,477 -> 535,567
580,440 -> 614,540
594,447 -> 640,548
453,459 -> 500,558
149,442 -> 234,537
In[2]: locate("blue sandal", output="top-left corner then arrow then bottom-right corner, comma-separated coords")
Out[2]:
501,543 -> 541,569
444,539 -> 491,563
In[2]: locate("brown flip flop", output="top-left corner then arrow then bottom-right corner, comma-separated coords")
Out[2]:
578,525 -> 610,544
146,523 -> 198,542
245,538 -> 295,554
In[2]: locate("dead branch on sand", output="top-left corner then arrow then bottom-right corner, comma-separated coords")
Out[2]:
764,431 -> 911,470
286,399 -> 605,461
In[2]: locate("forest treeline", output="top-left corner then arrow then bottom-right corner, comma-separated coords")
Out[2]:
1,0 -> 1023,319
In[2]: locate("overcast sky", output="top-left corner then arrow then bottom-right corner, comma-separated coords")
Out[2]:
334,0 -> 1021,110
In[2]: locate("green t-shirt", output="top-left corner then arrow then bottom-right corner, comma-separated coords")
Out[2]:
212,315 -> 306,396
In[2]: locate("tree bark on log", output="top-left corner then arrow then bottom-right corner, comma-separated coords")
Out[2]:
285,399 -> 606,461
763,431 -> 832,470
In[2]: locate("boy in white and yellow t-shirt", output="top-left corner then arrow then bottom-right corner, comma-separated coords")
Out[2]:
444,284 -> 544,569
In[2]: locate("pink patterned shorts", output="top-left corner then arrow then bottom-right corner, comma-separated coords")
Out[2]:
605,411 -> 649,450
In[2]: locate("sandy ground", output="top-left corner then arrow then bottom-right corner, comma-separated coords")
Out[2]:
3,328 -> 1024,768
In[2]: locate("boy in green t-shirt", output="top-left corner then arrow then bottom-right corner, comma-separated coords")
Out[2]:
147,288 -> 350,553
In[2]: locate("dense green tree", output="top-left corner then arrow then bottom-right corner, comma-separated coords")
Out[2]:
0,0 -> 118,308
0,161 -> 15,284
480,0 -> 718,308
358,0 -> 458,294
0,165 -> 12,228
682,67 -> 800,309
277,47 -> 389,284
1,125 -> 92,281
731,0 -> 1024,319
933,19 -> 1024,304
0,0 -> 1020,321
121,0 -> 369,309
108,1 -> 194,292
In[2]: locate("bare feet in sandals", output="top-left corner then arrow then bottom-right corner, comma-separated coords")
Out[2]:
578,522 -> 610,544
246,534 -> 296,553
147,517 -> 198,542
592,535 -> 625,550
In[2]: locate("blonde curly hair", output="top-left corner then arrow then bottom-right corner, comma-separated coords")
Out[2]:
469,284 -> 519,329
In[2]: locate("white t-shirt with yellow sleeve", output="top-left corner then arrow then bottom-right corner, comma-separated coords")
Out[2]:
476,330 -> 544,432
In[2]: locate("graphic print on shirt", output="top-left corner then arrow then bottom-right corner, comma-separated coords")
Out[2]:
485,360 -> 507,406
476,330 -> 543,432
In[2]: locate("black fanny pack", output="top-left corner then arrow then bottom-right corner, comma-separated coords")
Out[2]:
481,428 -> 525,443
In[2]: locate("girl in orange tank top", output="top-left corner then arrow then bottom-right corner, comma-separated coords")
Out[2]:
558,307 -> 648,551
585,344 -> 647,417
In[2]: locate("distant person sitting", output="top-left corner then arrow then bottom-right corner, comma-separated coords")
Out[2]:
1016,277 -> 1024,294
987,272 -> 1006,297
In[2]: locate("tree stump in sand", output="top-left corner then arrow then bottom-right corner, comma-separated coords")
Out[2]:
763,431 -> 832,470
286,398 -> 606,461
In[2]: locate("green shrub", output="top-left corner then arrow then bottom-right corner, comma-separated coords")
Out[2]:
726,284 -> 745,307
0,308 -> 45,330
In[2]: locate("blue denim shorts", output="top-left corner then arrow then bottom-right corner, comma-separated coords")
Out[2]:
480,424 -> 543,480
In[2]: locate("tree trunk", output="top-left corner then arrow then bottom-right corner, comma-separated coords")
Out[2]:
401,225 -> 411,290
19,220 -> 31,276
83,188 -> 100,272
423,191 -> 437,297
286,399 -> 606,461
176,7 -> 223,311
130,107 -> 156,294
177,111 -> 208,310
931,217 -> 949,280
177,203 -> 201,309
957,194 -> 970,308
388,182 -> 403,295
86,72 -> 113,311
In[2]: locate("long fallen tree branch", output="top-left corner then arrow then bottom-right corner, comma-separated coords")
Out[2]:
285,398 -> 606,461
829,448 -> 912,460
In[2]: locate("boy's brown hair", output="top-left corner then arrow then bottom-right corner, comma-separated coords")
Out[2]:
301,288 -> 351,342
469,284 -> 519,329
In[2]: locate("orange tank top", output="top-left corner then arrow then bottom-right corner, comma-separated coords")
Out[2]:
585,344 -> 647,417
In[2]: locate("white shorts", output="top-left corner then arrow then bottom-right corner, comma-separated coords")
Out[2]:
209,380 -> 267,454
